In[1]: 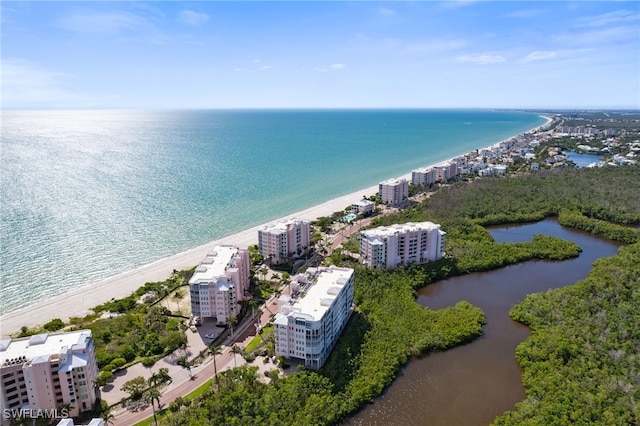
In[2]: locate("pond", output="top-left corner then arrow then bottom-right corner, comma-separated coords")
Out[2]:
347,219 -> 621,425
565,150 -> 605,168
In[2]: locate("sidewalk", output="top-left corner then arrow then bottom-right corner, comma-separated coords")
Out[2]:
110,297 -> 279,425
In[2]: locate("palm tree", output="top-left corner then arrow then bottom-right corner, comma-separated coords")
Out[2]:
177,355 -> 192,378
226,316 -> 238,338
172,289 -> 184,314
144,387 -> 161,426
209,345 -> 222,383
99,404 -> 116,425
230,345 -> 242,368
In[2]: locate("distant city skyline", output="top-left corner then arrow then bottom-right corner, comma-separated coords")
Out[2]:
2,1 -> 639,110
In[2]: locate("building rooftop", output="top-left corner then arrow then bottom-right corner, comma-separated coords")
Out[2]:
189,245 -> 241,284
0,330 -> 92,367
362,221 -> 442,237
352,199 -> 374,207
275,266 -> 353,324
259,217 -> 309,234
379,177 -> 407,185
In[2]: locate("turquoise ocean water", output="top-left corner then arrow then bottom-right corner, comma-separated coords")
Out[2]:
1,109 -> 545,314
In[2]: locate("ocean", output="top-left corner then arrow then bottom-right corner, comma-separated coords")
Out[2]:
1,109 -> 545,315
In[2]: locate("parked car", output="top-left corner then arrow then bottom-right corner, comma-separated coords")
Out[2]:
205,333 -> 216,339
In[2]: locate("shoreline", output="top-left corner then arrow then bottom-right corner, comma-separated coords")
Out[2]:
0,117 -> 550,337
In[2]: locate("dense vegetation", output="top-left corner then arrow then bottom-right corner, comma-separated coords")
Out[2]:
494,242 -> 640,425
155,167 -> 640,425
157,264 -> 486,426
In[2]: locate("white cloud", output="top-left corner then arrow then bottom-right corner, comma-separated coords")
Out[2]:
442,0 -> 478,10
555,25 -> 639,45
56,10 -> 150,36
457,54 -> 506,64
316,63 -> 347,72
178,10 -> 209,26
503,9 -> 545,19
519,51 -> 557,63
377,7 -> 396,17
0,58 -> 108,108
575,9 -> 639,27
402,39 -> 467,55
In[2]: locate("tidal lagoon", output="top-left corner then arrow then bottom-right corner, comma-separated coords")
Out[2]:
348,219 -> 622,425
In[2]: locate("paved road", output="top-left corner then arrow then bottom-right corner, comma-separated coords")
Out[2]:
110,200 -> 427,425
112,295 -> 280,426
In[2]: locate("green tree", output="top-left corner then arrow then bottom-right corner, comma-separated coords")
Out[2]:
209,345 -> 222,383
120,376 -> 147,400
177,356 -> 192,378
144,387 -> 162,426
231,345 -> 243,368
43,318 -> 65,332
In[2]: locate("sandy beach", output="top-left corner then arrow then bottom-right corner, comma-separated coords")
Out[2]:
0,182 -> 378,336
0,117 -> 551,337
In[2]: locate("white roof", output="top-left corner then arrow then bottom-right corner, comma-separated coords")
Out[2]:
189,245 -> 240,284
379,177 -> 407,186
352,199 -> 374,207
259,217 -> 309,234
0,330 -> 92,367
277,266 -> 353,322
362,221 -> 441,238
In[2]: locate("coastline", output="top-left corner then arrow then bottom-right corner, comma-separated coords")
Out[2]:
0,117 -> 550,337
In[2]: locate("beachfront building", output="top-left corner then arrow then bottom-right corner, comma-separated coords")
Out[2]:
189,245 -> 250,325
412,162 -> 459,186
360,222 -> 446,270
258,218 -> 311,265
378,178 -> 409,206
0,330 -> 98,419
274,266 -> 355,370
412,167 -> 437,186
351,199 -> 375,215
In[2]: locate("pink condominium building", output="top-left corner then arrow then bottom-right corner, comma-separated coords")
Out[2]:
189,245 -> 250,325
378,178 -> 409,206
360,222 -> 446,270
257,218 -> 311,265
0,330 -> 98,419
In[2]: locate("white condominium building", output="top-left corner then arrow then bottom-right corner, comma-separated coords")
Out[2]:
0,330 -> 98,419
378,178 -> 409,206
360,222 -> 446,269
189,245 -> 250,325
351,199 -> 375,215
258,218 -> 310,265
274,266 -> 355,370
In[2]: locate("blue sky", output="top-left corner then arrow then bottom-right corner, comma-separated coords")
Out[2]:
2,1 -> 639,109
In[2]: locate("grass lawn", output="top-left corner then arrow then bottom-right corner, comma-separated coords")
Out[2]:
245,325 -> 274,353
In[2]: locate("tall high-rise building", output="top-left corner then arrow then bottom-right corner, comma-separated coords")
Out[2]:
0,330 -> 98,419
189,245 -> 250,325
274,266 -> 354,370
360,222 -> 446,269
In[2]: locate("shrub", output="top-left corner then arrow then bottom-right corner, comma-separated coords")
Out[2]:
43,318 -> 65,332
